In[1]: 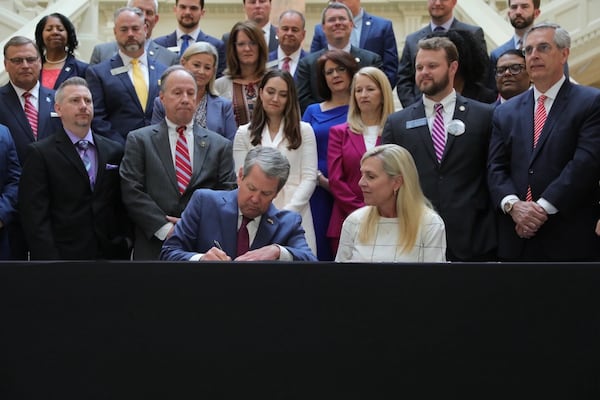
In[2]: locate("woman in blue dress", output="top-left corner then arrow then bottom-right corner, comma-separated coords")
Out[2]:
302,50 -> 358,260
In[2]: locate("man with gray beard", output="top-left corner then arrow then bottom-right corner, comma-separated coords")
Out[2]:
86,7 -> 168,144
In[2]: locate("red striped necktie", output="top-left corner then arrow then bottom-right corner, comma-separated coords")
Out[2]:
175,126 -> 191,194
526,95 -> 548,201
23,92 -> 38,139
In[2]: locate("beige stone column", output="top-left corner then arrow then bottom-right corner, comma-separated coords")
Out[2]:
270,0 -> 305,26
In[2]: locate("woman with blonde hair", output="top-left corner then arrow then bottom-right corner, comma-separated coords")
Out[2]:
215,21 -> 268,127
327,66 -> 395,255
152,41 -> 236,140
233,70 -> 318,254
336,144 -> 446,262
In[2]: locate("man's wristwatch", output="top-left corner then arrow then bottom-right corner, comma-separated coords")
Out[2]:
503,201 -> 515,214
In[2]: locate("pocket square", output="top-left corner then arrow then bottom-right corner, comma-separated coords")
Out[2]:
105,163 -> 119,170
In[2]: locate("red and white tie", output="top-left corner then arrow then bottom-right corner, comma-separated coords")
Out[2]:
175,126 -> 192,194
23,92 -> 38,139
526,95 -> 547,201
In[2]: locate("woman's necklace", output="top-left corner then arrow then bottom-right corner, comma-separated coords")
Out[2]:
45,55 -> 67,65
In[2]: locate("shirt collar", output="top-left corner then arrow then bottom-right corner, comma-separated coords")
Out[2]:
119,50 -> 148,67
12,81 -> 40,99
533,75 -> 566,102
430,17 -> 454,32
165,118 -> 194,134
277,47 -> 302,61
177,28 -> 200,41
423,89 -> 457,113
66,129 -> 94,146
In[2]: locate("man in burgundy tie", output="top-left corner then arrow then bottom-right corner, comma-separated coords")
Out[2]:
160,146 -> 317,262
383,36 -> 497,262
120,65 -> 236,260
488,22 -> 600,261
18,77 -> 132,260
266,10 -> 307,77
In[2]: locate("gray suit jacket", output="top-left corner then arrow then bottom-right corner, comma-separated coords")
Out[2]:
89,39 -> 179,66
119,120 -> 236,260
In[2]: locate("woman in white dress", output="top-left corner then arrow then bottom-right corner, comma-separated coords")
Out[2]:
336,144 -> 446,263
233,70 -> 318,254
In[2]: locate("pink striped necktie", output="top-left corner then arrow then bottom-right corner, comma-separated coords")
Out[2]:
281,57 -> 291,73
175,126 -> 192,194
526,95 -> 548,201
431,103 -> 446,163
23,92 -> 38,139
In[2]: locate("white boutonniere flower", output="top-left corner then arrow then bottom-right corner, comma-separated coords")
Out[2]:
447,119 -> 466,136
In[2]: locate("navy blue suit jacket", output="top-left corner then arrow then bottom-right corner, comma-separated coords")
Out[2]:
488,82 -> 600,261
160,189 -> 317,261
396,19 -> 487,107
40,54 -> 88,90
383,95 -> 497,261
0,125 -> 20,259
310,11 -> 398,88
86,54 -> 167,145
0,83 -> 62,164
154,31 -> 226,78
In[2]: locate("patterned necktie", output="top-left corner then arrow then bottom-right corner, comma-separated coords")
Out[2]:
526,95 -> 548,201
281,56 -> 291,73
23,92 -> 38,139
236,216 -> 252,257
76,140 -> 94,189
130,58 -> 148,111
180,34 -> 192,55
431,103 -> 446,163
434,26 -> 445,32
175,126 -> 192,194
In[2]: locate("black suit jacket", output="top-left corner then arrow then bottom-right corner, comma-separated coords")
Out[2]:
154,31 -> 226,77
39,55 -> 89,90
488,82 -> 600,261
0,83 -> 63,164
296,46 -> 383,114
396,19 -> 487,107
383,94 -> 497,261
18,130 -> 131,260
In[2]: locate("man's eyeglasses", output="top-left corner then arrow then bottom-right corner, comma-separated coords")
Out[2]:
324,65 -> 347,76
522,43 -> 553,56
496,64 -> 526,76
7,56 -> 39,65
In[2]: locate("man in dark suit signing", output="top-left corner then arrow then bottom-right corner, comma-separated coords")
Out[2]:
18,77 -> 132,260
383,36 -> 497,261
160,146 -> 317,262
396,0 -> 487,108
89,0 -> 179,67
488,23 -> 600,261
120,66 -> 236,260
295,2 -> 383,114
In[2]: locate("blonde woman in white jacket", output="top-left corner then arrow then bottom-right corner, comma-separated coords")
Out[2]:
233,70 -> 318,254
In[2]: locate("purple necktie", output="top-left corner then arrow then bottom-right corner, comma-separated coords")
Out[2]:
431,103 -> 446,162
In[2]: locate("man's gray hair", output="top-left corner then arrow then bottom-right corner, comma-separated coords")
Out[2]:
55,77 -> 89,104
127,0 -> 159,12
243,146 -> 290,192
279,9 -> 306,29
321,2 -> 353,25
114,6 -> 145,21
524,22 -> 571,49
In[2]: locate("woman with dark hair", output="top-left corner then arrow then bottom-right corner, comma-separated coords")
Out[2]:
35,13 -> 88,90
215,21 -> 268,127
233,70 -> 318,254
301,49 -> 358,261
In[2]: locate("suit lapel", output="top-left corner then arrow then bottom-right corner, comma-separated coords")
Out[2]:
188,126 -> 210,191
444,96 -> 469,162
359,13 -> 372,48
55,130 -> 90,184
220,190 -> 239,256
112,56 -> 142,112
348,129 -> 367,158
150,122 -> 179,194
38,87 -> 57,140
411,103 -> 438,165
532,82 -> 569,161
146,59 -> 161,113
519,92 -> 536,164
2,85 -> 35,142
252,205 -> 279,250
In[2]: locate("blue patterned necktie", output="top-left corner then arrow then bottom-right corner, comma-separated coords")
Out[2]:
180,34 -> 192,54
